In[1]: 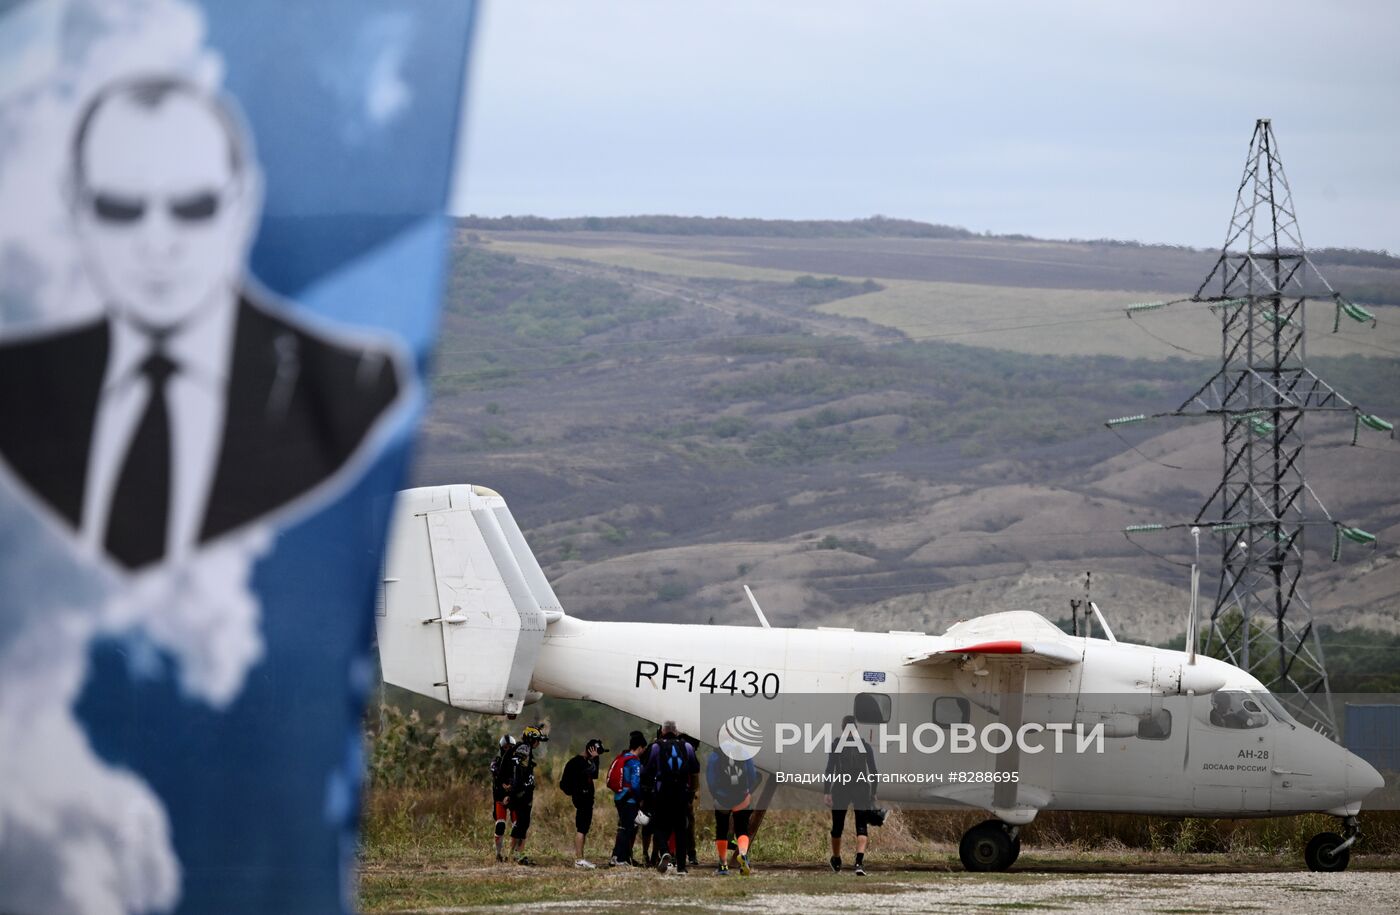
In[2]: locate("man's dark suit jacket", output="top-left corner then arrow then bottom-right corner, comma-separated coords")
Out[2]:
0,292 -> 403,568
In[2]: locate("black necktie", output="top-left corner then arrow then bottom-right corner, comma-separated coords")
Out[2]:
106,349 -> 178,569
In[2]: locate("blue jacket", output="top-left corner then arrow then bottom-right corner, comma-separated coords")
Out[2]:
705,750 -> 758,809
614,753 -> 642,804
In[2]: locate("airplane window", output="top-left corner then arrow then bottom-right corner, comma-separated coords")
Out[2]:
1253,690 -> 1298,729
1207,689 -> 1268,729
932,696 -> 970,727
1137,709 -> 1171,740
854,692 -> 891,724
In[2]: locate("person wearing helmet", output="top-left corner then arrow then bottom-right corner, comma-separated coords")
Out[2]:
488,734 -> 518,862
507,725 -> 548,865
560,738 -> 608,868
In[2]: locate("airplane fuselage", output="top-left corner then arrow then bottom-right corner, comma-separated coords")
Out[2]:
532,615 -> 1380,820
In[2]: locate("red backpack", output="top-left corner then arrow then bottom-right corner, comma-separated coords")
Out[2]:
605,751 -> 632,793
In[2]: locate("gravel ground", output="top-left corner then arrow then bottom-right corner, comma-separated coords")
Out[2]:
393,866 -> 1400,914
700,871 -> 1400,914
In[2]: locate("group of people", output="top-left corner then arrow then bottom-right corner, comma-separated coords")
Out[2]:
487,715 -> 881,876
490,719 -> 754,874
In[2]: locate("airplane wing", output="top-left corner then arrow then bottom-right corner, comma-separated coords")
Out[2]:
905,639 -> 1081,669
905,611 -> 1083,670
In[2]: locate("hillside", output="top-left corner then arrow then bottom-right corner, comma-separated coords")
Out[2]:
414,223 -> 1400,645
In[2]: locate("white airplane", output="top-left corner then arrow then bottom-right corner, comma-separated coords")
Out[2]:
375,484 -> 1386,872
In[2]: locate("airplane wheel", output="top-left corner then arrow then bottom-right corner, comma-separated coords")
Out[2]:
1304,832 -> 1350,872
960,819 -> 1016,872
1007,837 -> 1021,867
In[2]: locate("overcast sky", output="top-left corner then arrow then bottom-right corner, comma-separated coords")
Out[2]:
454,1 -> 1400,252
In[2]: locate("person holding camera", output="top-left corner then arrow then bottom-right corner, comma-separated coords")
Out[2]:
560,737 -> 607,868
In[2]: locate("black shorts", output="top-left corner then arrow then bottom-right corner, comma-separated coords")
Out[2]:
574,800 -> 593,834
714,807 -> 751,840
830,805 -> 873,838
510,803 -> 532,840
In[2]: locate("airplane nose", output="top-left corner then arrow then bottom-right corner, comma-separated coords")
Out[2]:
1348,754 -> 1385,801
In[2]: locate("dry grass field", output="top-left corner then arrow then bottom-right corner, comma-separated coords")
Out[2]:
421,227 -> 1400,652
480,234 -> 1400,361
360,777 -> 1400,913
817,279 -> 1400,361
485,238 -> 807,283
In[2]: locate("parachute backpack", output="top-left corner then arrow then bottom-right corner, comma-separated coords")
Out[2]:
658,737 -> 688,792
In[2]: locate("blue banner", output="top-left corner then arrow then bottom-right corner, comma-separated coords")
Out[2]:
0,1 -> 475,911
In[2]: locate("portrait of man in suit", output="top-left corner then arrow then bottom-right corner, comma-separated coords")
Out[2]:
0,75 -> 407,571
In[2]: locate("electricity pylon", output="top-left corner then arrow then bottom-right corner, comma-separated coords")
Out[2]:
1110,119 -> 1389,735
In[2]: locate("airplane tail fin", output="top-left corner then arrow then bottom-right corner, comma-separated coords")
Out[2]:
375,484 -> 559,715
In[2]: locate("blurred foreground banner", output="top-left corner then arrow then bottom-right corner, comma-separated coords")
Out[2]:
0,1 -> 475,912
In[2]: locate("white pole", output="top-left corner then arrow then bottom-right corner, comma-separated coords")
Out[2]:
1188,526 -> 1201,665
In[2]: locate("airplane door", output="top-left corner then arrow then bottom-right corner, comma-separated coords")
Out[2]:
951,661 -> 1030,812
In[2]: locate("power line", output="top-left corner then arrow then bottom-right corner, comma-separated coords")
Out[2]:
431,521 -> 1360,568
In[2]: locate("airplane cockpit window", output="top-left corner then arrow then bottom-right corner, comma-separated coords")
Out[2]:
1253,690 -> 1299,729
1137,709 -> 1172,740
854,692 -> 892,724
1208,690 -> 1269,729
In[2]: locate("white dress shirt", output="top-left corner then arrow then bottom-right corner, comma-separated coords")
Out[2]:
81,298 -> 237,565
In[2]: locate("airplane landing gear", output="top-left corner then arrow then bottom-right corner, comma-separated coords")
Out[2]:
959,819 -> 1021,872
1305,816 -> 1358,872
